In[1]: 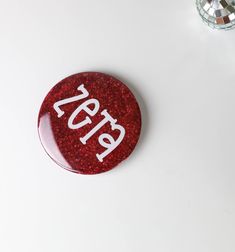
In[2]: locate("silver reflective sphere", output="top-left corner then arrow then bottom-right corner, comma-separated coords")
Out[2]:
196,0 -> 235,30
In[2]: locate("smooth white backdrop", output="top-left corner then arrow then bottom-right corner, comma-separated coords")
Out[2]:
0,1 -> 235,251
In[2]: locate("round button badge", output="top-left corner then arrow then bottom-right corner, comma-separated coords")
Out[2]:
38,72 -> 142,174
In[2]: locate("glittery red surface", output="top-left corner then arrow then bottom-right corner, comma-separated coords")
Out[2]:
38,72 -> 141,174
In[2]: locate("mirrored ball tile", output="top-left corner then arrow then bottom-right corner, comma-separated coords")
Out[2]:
196,0 -> 235,30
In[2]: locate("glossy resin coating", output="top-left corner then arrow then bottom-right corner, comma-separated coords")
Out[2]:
38,72 -> 142,174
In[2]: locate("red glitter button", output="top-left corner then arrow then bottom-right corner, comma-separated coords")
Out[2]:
38,72 -> 141,174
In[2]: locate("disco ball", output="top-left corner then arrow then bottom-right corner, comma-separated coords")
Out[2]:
196,0 -> 235,30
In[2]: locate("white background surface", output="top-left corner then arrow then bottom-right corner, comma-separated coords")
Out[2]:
0,1 -> 235,251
